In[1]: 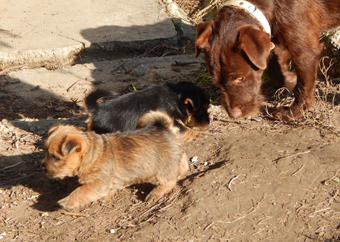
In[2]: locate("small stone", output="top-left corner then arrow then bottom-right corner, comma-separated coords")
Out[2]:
55,106 -> 67,112
29,127 -> 37,132
38,131 -> 46,136
109,229 -> 115,234
40,212 -> 49,217
134,70 -> 145,77
190,156 -> 198,163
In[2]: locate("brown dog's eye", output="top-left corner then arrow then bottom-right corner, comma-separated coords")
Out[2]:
51,154 -> 61,161
233,77 -> 244,84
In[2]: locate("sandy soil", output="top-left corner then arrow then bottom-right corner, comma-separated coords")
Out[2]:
1,52 -> 340,241
1,2 -> 340,241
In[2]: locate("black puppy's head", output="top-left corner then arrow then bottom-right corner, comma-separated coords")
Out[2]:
176,82 -> 210,130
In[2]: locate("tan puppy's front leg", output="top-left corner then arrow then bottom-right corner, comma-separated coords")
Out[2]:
58,180 -> 109,209
145,180 -> 177,203
99,189 -> 117,203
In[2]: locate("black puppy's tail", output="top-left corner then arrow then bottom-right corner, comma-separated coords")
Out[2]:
85,89 -> 114,112
137,111 -> 178,133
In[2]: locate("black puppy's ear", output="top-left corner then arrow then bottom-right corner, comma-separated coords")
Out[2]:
183,97 -> 200,111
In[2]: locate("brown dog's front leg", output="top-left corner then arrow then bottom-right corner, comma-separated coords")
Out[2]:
266,46 -> 297,91
273,41 -> 321,121
58,180 -> 109,209
273,62 -> 317,121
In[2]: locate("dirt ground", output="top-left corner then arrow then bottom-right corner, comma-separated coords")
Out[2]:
1,1 -> 340,242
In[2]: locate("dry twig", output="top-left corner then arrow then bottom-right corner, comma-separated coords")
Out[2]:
0,65 -> 26,76
60,211 -> 89,217
273,151 -> 311,162
223,196 -> 265,224
291,165 -> 305,177
111,60 -> 129,73
194,0 -> 220,20
319,56 -> 336,87
66,81 -> 78,92
226,175 -> 239,191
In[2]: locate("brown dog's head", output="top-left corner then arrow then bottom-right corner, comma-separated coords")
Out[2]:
195,7 -> 274,118
41,125 -> 88,179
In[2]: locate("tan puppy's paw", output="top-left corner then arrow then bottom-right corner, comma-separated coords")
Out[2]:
99,190 -> 116,203
58,190 -> 90,210
58,195 -> 81,210
145,192 -> 162,204
145,182 -> 176,203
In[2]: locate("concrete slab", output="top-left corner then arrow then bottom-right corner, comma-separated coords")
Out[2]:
3,54 -> 204,107
0,0 -> 177,66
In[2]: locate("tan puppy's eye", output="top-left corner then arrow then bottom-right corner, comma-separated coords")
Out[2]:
52,154 -> 61,161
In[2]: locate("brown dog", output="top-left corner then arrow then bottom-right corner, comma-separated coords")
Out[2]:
195,0 -> 340,121
41,111 -> 188,209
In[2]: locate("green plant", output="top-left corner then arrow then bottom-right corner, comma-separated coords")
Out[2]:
131,84 -> 137,91
210,98 -> 220,104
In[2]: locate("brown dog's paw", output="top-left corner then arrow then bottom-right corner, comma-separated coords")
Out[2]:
272,106 -> 302,122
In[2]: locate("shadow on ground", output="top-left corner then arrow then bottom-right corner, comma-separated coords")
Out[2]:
0,21 -> 198,212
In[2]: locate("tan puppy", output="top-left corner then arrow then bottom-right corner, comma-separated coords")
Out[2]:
41,111 -> 188,210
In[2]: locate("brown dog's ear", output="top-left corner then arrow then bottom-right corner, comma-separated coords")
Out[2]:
61,136 -> 84,155
237,26 -> 274,70
195,21 -> 215,58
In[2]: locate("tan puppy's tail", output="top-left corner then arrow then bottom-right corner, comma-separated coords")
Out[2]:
137,111 -> 177,132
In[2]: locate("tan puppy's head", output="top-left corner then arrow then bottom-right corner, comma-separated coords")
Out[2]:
42,125 -> 88,179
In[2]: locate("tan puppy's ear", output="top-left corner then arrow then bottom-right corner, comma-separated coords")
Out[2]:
48,125 -> 60,136
61,136 -> 85,155
195,21 -> 215,58
237,26 -> 273,70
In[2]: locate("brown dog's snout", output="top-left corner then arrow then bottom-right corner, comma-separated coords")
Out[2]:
228,107 -> 243,119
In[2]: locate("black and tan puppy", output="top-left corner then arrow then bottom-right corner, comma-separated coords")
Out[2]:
85,82 -> 210,140
41,111 -> 188,210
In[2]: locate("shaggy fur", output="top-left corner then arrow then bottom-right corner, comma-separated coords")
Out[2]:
41,111 -> 188,210
85,82 -> 210,139
195,0 -> 340,121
